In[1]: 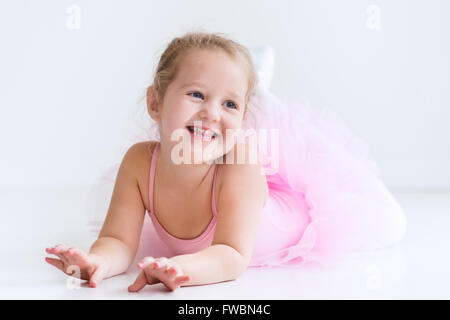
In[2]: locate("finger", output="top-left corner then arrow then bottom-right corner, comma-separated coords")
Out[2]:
52,245 -> 72,262
67,247 -> 82,256
45,244 -> 62,251
137,256 -> 156,269
67,248 -> 89,263
53,244 -> 71,254
45,247 -> 63,259
153,257 -> 169,269
62,247 -> 76,261
45,257 -> 65,272
89,265 -> 108,288
46,249 -> 70,265
164,265 -> 180,277
128,271 -> 148,292
45,246 -> 68,259
45,246 -> 62,256
174,275 -> 191,286
45,247 -> 56,253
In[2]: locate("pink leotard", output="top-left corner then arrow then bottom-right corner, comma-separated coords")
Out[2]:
147,142 -> 218,254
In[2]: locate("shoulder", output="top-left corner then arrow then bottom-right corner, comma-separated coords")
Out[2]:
121,141 -> 158,178
121,141 -> 158,212
217,142 -> 268,207
212,142 -> 269,265
129,140 -> 158,159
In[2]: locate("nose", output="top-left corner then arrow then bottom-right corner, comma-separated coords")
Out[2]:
199,100 -> 221,122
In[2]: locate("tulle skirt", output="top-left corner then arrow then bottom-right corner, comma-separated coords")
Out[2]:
244,88 -> 407,268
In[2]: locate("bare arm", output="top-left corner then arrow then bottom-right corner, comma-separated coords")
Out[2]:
168,244 -> 246,286
88,142 -> 151,278
88,237 -> 135,279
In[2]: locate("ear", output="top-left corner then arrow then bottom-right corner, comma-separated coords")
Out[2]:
146,85 -> 162,122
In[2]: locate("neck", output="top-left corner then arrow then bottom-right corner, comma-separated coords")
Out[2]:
156,141 -> 217,192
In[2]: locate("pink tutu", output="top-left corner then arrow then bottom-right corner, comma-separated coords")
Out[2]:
244,88 -> 407,268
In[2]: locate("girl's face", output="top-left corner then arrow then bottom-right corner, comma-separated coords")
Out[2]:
153,49 -> 248,163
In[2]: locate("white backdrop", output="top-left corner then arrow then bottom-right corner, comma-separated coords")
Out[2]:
1,0 -> 449,191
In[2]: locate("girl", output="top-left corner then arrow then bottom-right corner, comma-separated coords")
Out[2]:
44,31 -> 407,292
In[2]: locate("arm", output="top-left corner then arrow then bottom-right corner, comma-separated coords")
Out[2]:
168,244 -> 246,286
88,236 -> 134,279
88,142 -> 152,278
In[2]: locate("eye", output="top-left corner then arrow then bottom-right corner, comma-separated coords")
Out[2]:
224,101 -> 237,110
188,91 -> 204,99
188,91 -> 238,110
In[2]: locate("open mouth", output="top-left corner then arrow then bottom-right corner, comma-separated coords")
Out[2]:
186,126 -> 217,141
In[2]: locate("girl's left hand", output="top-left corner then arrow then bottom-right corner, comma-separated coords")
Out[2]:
128,256 -> 190,292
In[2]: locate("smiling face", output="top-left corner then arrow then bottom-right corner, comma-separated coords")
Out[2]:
148,48 -> 249,163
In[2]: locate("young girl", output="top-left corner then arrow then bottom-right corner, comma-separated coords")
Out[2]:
44,31 -> 407,292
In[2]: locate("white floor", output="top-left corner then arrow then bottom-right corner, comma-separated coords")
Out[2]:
0,186 -> 449,299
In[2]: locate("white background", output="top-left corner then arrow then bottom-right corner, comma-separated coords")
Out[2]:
1,0 -> 450,300
1,0 -> 449,191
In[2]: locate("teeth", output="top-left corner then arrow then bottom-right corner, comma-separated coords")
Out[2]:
194,130 -> 212,141
192,127 -> 215,137
189,126 -> 216,141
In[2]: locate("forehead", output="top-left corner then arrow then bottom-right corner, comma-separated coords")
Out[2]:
174,49 -> 248,98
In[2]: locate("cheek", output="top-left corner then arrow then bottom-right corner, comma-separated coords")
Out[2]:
161,107 -> 192,135
228,116 -> 244,130
164,117 -> 186,134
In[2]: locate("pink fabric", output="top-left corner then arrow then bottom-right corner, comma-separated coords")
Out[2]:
245,88 -> 407,267
148,142 -> 219,255
145,88 -> 407,268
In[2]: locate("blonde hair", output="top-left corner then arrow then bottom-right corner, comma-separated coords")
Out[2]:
137,31 -> 261,142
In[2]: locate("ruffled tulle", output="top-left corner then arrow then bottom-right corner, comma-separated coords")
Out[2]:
244,88 -> 407,268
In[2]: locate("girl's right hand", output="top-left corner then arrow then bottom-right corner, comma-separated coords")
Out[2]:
45,244 -> 110,288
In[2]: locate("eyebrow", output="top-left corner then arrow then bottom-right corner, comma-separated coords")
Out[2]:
180,82 -> 242,100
